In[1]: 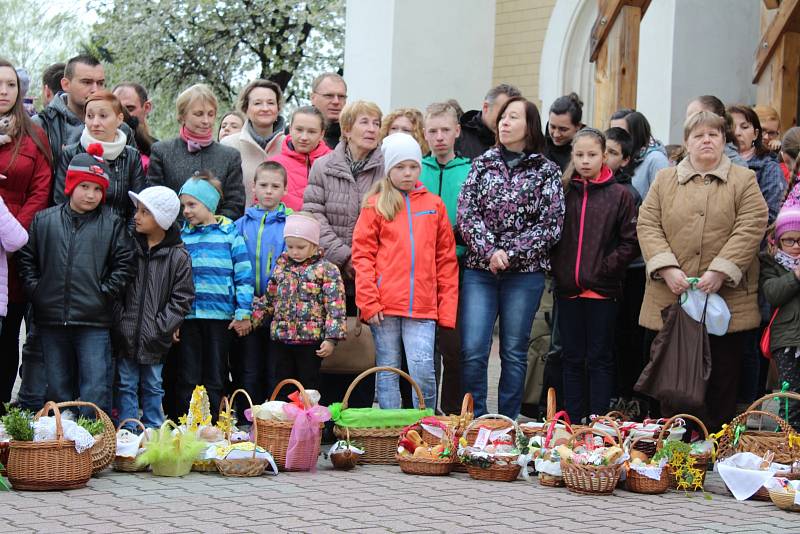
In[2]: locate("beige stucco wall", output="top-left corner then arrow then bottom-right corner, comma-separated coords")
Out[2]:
492,0 -> 555,104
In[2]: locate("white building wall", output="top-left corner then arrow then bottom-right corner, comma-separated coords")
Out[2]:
344,0 -> 496,114
636,0 -> 676,144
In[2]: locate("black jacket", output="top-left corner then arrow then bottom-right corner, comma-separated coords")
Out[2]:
323,121 -> 341,150
543,131 -> 572,172
455,110 -> 495,160
113,225 -> 194,364
56,143 -> 146,223
16,204 -> 136,328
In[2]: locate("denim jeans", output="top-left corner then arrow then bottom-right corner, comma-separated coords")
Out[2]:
39,326 -> 112,416
370,316 -> 436,409
116,357 -> 165,428
15,308 -> 49,411
460,269 -> 545,418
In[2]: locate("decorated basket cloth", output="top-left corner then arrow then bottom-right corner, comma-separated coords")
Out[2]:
396,419 -> 456,476
716,391 -> 800,466
460,414 -> 523,482
560,426 -> 625,496
655,413 -> 711,491
180,385 -> 218,472
215,390 -> 270,477
255,379 -> 327,471
332,366 -> 432,465
599,411 -> 670,459
37,400 -> 116,475
625,435 -> 670,494
113,418 -> 149,473
419,394 -> 472,473
329,427 -> 362,470
146,421 -> 197,477
7,401 -> 93,491
532,411 -> 574,488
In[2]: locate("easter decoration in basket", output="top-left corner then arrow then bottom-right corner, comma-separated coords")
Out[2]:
135,420 -> 205,477
326,427 -> 364,470
557,425 -> 627,496
531,411 -> 574,488
396,419 -> 456,476
625,435 -> 670,495
458,414 -> 525,482
655,414 -> 714,495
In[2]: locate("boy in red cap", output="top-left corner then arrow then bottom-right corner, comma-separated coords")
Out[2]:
17,143 -> 135,417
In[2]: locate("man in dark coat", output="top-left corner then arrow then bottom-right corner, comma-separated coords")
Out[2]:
455,83 -> 521,160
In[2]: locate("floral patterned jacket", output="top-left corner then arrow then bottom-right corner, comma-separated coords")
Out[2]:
261,250 -> 347,343
456,147 -> 565,273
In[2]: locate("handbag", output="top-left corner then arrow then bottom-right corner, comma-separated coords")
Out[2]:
759,308 -> 780,359
634,297 -> 712,410
320,315 -> 375,374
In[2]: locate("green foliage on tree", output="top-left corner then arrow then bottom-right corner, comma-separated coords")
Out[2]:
88,0 -> 345,139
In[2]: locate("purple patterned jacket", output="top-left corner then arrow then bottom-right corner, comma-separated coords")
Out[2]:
456,147 -> 565,273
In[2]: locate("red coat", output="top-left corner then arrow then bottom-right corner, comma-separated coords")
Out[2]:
0,127 -> 53,303
352,183 -> 459,327
269,136 -> 332,212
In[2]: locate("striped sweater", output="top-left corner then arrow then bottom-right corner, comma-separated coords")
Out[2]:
181,215 -> 254,321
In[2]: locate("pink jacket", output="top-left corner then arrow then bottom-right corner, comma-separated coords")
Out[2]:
269,136 -> 332,211
0,196 -> 28,316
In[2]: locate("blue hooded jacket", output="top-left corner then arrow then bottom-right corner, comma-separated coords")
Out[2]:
234,203 -> 293,296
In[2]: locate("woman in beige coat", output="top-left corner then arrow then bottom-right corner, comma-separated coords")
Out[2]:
637,111 -> 768,431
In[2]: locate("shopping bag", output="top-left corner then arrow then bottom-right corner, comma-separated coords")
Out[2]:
634,299 -> 711,409
680,280 -> 730,336
321,316 -> 375,374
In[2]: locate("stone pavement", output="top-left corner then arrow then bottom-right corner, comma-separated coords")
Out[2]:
1,462 -> 798,534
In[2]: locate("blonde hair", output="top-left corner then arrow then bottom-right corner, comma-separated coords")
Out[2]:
176,83 -> 218,123
424,102 -> 459,124
339,100 -> 382,141
683,110 -> 726,141
362,176 -> 403,221
380,108 -> 429,154
753,104 -> 780,125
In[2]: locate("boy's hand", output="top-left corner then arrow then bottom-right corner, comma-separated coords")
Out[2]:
317,340 -> 335,358
172,328 -> 180,344
229,318 -> 252,337
365,311 -> 384,326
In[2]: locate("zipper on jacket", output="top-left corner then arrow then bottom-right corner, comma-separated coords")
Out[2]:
404,194 -> 416,316
63,216 -> 78,324
255,212 -> 268,294
438,166 -> 444,196
133,250 -> 151,357
574,185 -> 589,291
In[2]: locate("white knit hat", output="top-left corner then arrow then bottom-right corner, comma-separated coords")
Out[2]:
381,132 -> 422,175
129,186 -> 181,230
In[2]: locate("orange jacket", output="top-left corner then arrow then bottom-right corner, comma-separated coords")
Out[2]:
352,183 -> 459,328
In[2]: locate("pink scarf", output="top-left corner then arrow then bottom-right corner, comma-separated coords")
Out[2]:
180,125 -> 213,153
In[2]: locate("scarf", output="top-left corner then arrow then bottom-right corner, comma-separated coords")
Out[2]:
345,143 -> 371,177
634,137 -> 662,167
246,119 -> 283,150
0,113 -> 18,145
775,249 -> 800,271
80,128 -> 126,160
180,125 -> 213,153
500,146 -> 525,170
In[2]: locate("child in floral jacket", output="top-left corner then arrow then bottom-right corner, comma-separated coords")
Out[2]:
262,212 -> 346,391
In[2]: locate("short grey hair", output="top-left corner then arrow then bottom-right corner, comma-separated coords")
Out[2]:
311,73 -> 347,93
485,83 -> 521,105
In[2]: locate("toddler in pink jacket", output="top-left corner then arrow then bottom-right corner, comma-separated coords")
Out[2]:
0,194 -> 28,327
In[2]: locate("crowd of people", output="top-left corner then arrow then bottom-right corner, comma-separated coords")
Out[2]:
0,52 -> 798,435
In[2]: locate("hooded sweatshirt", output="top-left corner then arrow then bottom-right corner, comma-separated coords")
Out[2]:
631,140 -> 669,200
234,203 -> 293,296
420,154 -> 471,257
269,136 -> 332,211
746,152 -> 787,225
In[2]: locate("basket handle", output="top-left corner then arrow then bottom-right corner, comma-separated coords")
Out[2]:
604,410 -> 627,422
546,387 -> 557,421
729,409 -> 791,435
462,413 -> 521,441
37,401 -> 64,441
340,366 -> 425,410
544,410 -> 573,448
744,391 -> 800,414
161,419 -> 182,434
656,413 -> 709,446
590,416 -> 624,444
228,388 -> 258,459
568,426 -> 618,449
116,418 -> 148,445
270,378 -> 311,408
38,400 -> 103,418
460,393 -> 474,418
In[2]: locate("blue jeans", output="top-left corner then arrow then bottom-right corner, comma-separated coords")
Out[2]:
39,326 -> 112,416
16,308 -> 49,411
460,269 -> 545,418
370,317 -> 436,409
116,357 -> 165,428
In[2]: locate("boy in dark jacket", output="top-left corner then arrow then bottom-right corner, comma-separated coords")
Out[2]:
17,150 -> 135,417
114,186 -> 194,428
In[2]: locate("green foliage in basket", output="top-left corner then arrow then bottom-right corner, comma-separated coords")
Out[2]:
135,426 -> 205,468
652,440 -> 691,462
76,416 -> 105,436
1,404 -> 34,441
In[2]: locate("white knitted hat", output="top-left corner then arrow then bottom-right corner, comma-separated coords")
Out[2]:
381,132 -> 422,175
129,186 -> 181,230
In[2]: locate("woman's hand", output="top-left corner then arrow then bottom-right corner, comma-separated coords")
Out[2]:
489,250 -> 509,274
365,311 -> 384,326
767,139 -> 782,152
172,328 -> 180,344
316,340 -> 335,358
697,270 -> 727,294
659,267 -> 690,295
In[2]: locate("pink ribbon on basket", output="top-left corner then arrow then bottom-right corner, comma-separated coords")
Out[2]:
282,403 -> 332,472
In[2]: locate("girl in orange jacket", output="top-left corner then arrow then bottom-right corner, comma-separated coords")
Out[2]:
352,133 -> 459,409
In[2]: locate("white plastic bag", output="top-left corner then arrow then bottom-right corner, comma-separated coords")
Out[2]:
680,284 -> 731,336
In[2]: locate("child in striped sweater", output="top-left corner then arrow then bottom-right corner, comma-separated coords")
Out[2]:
177,171 -> 254,418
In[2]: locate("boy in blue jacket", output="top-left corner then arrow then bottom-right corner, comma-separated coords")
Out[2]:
233,161 -> 292,415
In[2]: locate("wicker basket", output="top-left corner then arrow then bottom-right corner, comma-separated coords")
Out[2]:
113,418 -> 149,472
149,420 -> 194,477
717,392 -> 800,465
521,388 -> 559,441
656,413 -> 711,490
625,436 -> 669,494
0,442 -> 9,476
215,390 -> 269,477
396,421 -> 455,476
531,412 -> 576,488
7,401 -> 93,491
769,488 -> 800,512
256,379 -> 323,471
460,414 -> 522,482
39,401 -> 116,475
330,428 -> 361,470
560,427 -> 624,495
419,393 -> 473,473
333,366 -> 427,465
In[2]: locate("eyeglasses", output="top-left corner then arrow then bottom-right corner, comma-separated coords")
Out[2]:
314,92 -> 347,101
780,237 -> 800,247
763,129 -> 780,138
